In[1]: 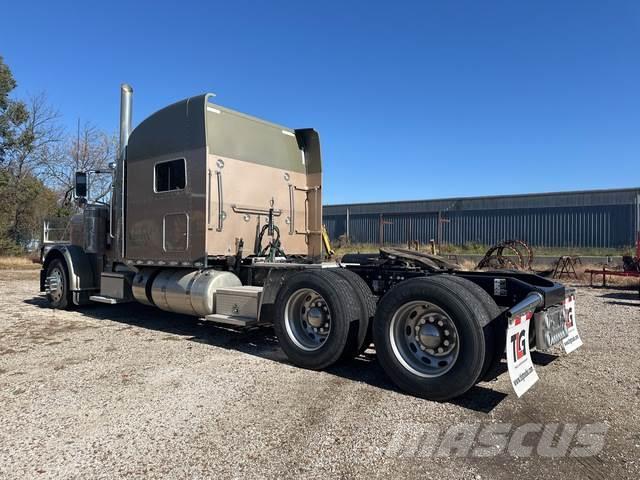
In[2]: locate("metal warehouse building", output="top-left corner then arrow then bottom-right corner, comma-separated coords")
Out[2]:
323,188 -> 640,248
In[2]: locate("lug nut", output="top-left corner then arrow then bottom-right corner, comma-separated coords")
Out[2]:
437,320 -> 444,327
444,329 -> 450,336
437,347 -> 444,353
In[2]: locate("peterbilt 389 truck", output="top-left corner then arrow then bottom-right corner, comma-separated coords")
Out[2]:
40,85 -> 581,401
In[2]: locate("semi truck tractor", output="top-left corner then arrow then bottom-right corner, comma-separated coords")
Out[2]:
40,85 -> 580,401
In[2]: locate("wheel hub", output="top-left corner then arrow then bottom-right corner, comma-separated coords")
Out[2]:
46,269 -> 63,302
307,307 -> 325,328
417,322 -> 441,349
389,301 -> 460,378
284,288 -> 332,351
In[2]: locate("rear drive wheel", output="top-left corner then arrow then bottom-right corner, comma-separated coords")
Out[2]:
45,259 -> 72,309
328,268 -> 376,358
274,270 -> 360,370
373,277 -> 487,401
426,275 -> 503,381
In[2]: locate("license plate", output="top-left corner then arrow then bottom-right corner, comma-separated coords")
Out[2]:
534,304 -> 569,350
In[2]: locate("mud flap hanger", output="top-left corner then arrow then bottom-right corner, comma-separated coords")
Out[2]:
505,292 -> 543,397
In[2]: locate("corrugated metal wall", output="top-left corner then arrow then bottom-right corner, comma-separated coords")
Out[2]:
323,188 -> 640,248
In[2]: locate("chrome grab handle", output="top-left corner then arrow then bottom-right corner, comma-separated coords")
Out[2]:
288,184 -> 295,235
231,204 -> 282,216
109,183 -> 114,238
207,169 -> 212,229
292,185 -> 321,236
216,170 -> 224,232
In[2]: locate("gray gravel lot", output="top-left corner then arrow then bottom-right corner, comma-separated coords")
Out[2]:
0,270 -> 639,479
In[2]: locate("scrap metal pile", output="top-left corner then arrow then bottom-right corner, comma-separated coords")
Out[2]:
476,239 -> 533,271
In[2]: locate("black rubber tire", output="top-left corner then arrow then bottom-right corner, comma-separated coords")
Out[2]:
459,279 -> 506,381
45,258 -> 72,309
327,268 -> 376,358
273,270 -> 361,370
373,277 -> 487,401
426,275 -> 503,381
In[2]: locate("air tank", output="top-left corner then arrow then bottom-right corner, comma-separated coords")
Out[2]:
83,205 -> 109,254
69,213 -> 84,247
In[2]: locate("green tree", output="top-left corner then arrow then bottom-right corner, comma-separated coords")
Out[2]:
0,169 -> 58,254
0,56 -> 30,165
0,57 -> 62,254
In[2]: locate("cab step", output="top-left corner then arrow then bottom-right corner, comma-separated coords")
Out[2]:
89,295 -> 126,304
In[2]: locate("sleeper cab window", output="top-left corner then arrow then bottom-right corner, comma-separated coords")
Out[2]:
155,158 -> 186,192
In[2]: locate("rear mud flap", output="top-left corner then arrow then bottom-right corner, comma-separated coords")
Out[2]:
562,293 -> 582,354
506,311 -> 539,397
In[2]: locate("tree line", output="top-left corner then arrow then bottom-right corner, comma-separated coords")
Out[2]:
0,56 -> 115,255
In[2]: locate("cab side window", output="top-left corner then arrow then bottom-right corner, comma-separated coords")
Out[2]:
155,159 -> 186,192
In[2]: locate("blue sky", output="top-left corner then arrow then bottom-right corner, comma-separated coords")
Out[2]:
2,0 -> 638,204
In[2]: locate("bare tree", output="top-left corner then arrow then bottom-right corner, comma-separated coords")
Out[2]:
0,82 -> 117,252
2,92 -> 63,181
41,122 -> 117,204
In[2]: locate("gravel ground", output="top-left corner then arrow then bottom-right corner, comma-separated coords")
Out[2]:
0,270 -> 638,479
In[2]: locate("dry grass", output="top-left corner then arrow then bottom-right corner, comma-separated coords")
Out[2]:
0,256 -> 41,270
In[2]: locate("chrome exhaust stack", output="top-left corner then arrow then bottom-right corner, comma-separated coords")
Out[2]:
119,84 -> 133,159
113,84 -> 133,258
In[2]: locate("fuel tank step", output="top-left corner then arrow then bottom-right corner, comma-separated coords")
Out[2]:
204,314 -> 258,327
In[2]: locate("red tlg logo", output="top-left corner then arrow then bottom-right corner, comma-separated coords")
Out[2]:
511,330 -> 527,360
510,312 -> 530,360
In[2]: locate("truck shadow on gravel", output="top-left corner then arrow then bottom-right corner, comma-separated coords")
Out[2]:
598,290 -> 640,307
26,295 -> 510,413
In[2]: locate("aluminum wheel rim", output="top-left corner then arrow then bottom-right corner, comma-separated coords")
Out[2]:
284,288 -> 332,351
47,267 -> 64,303
389,301 -> 459,378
